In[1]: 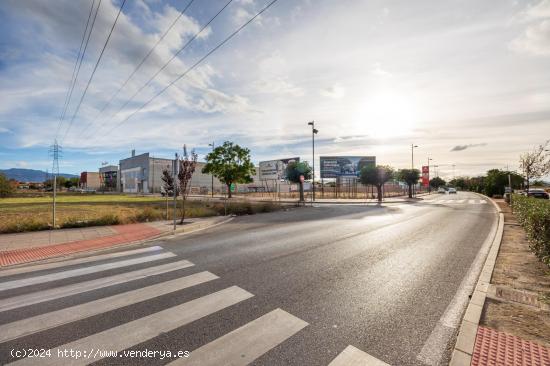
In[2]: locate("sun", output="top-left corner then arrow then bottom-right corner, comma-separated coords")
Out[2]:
353,92 -> 416,139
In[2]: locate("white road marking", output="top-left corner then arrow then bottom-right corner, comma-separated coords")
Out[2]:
417,207 -> 499,365
0,252 -> 176,291
171,308 -> 308,366
479,200 -> 487,204
0,246 -> 165,277
8,286 -> 254,366
0,271 -> 218,342
0,260 -> 194,312
328,345 -> 390,366
455,200 -> 465,204
469,199 -> 477,204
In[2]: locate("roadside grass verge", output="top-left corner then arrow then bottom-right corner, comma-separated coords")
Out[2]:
511,194 -> 550,267
0,195 -> 285,234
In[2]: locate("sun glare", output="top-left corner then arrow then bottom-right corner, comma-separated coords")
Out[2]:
353,92 -> 416,138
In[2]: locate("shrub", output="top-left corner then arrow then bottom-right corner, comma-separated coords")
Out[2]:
62,214 -> 120,228
131,207 -> 163,223
511,194 -> 550,266
2,219 -> 50,233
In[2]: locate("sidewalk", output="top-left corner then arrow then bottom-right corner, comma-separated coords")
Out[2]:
451,198 -> 550,366
0,216 -> 231,268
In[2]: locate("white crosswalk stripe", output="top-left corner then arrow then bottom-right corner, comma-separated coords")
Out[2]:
0,252 -> 176,291
171,308 -> 308,366
1,247 -> 313,366
8,286 -> 254,366
0,271 -> 218,343
0,259 -> 194,312
328,345 -> 390,366
0,246 -> 165,277
428,198 -> 487,205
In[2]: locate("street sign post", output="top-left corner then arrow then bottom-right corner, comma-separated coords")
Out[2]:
422,166 -> 429,188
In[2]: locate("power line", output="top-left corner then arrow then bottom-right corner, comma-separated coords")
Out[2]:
102,0 -> 280,136
61,0 -> 127,143
84,0 -> 234,140
77,0 -> 196,138
55,0 -> 100,139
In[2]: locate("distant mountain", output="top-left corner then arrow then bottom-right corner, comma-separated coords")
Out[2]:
0,168 -> 78,182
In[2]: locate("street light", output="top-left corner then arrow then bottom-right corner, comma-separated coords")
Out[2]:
411,144 -> 419,169
427,157 -> 433,193
434,165 -> 439,178
208,142 -> 215,197
308,121 -> 318,202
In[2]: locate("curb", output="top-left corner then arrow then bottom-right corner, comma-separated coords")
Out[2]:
155,216 -> 235,240
449,195 -> 504,366
0,217 -> 234,270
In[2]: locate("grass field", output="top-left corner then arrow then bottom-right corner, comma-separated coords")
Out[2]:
0,193 -> 283,234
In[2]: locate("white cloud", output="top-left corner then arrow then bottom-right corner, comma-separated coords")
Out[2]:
511,19 -> 550,55
320,84 -> 345,99
526,0 -> 550,19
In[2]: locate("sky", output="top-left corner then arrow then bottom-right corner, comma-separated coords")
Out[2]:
0,0 -> 549,180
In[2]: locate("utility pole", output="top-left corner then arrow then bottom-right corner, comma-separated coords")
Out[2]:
208,142 -> 215,197
427,157 -> 433,194
307,121 -> 318,202
411,144 -> 418,196
49,140 -> 61,229
173,152 -> 178,231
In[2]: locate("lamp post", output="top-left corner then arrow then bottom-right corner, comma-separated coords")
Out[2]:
308,121 -> 318,202
411,144 -> 419,169
208,142 -> 215,197
427,157 -> 433,194
434,165 -> 439,178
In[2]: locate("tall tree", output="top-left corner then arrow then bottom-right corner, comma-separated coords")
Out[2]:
178,145 -> 198,224
429,177 -> 446,189
161,168 -> 175,196
397,169 -> 420,198
202,141 -> 255,198
519,140 -> 550,191
360,165 -> 394,202
0,173 -> 15,197
285,161 -> 312,202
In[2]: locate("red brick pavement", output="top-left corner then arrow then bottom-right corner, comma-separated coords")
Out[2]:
0,224 -> 162,267
472,326 -> 550,366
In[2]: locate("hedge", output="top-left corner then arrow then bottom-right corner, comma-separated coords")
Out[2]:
511,194 -> 550,267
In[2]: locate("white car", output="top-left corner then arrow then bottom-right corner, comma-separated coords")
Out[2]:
448,187 -> 457,194
437,187 -> 446,194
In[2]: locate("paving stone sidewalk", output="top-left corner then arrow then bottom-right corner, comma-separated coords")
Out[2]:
471,199 -> 550,366
0,216 -> 230,267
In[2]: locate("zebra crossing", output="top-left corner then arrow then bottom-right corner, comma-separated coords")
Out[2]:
0,245 -> 382,365
426,198 -> 487,205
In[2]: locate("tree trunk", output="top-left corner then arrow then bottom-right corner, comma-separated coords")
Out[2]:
299,182 -> 304,202
376,185 -> 382,202
180,196 -> 185,224
227,183 -> 232,198
408,184 -> 413,198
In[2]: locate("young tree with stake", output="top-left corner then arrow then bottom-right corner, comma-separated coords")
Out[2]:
177,146 -> 198,224
285,161 -> 312,202
360,165 -> 394,202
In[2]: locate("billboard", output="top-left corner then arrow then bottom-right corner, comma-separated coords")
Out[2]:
320,156 -> 376,178
422,166 -> 429,187
259,157 -> 300,180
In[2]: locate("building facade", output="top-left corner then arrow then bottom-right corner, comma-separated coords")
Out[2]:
79,172 -> 101,189
98,165 -> 119,192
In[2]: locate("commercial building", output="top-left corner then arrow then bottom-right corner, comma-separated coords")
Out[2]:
79,172 -> 101,190
99,165 -> 119,192
120,151 -> 173,194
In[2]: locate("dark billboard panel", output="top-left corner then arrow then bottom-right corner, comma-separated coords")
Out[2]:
320,156 -> 376,178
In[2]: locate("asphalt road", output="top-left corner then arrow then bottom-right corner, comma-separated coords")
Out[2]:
0,191 -> 497,366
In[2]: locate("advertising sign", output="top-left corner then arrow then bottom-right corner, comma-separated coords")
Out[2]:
422,166 -> 429,187
320,156 -> 376,178
259,157 -> 300,180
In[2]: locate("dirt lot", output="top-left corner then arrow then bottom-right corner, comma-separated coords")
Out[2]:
480,200 -> 550,347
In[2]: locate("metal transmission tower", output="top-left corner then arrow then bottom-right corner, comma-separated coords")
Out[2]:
49,141 -> 62,228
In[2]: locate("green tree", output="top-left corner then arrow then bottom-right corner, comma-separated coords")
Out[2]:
397,169 -> 420,198
360,165 -> 394,202
64,177 -> 79,189
0,173 -> 15,197
483,169 -> 523,196
449,177 -> 467,190
285,161 -> 312,202
202,141 -> 255,198
429,176 -> 446,189
519,140 -> 550,191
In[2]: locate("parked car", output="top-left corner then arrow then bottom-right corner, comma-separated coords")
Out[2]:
524,189 -> 549,199
437,187 -> 446,194
448,187 -> 457,194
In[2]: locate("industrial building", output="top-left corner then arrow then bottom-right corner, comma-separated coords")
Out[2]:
99,165 -> 119,192
79,172 -> 101,190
